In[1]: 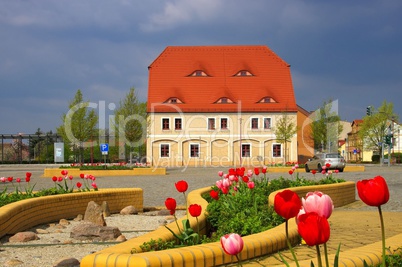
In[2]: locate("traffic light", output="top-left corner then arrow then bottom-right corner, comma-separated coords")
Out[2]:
366,106 -> 372,116
384,134 -> 393,146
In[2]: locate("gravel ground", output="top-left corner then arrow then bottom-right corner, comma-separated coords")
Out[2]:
0,210 -> 186,267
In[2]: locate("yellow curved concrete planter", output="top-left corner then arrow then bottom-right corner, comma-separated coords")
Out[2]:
43,167 -> 166,177
80,181 -> 387,267
0,188 -> 143,238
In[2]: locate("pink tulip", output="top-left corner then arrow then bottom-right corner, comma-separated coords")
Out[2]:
220,233 -> 244,256
222,178 -> 231,188
302,191 -> 334,219
247,181 -> 255,189
216,180 -> 223,189
218,171 -> 224,177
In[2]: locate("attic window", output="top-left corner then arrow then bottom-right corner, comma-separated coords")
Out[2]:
165,97 -> 183,104
258,97 -> 277,103
189,70 -> 209,77
216,97 -> 234,104
234,70 -> 253,77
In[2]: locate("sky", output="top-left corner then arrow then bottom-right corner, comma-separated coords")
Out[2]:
1,0 -> 402,135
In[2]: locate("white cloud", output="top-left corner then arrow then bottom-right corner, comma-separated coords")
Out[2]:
140,0 -> 223,32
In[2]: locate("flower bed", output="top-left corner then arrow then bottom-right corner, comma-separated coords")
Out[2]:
0,188 -> 143,238
43,167 -> 166,177
80,181 -> 357,267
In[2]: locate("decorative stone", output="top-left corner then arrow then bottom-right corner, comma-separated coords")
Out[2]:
120,205 -> 138,215
9,232 -> 39,242
74,214 -> 83,221
70,222 -> 121,241
101,201 -> 111,217
116,235 -> 127,242
36,229 -> 49,234
84,201 -> 106,226
59,219 -> 70,226
4,259 -> 24,266
53,257 -> 80,267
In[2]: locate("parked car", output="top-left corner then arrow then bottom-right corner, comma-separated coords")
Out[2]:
305,153 -> 346,173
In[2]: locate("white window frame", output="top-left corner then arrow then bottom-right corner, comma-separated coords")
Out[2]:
174,117 -> 183,130
208,117 -> 216,130
263,117 -> 272,130
160,143 -> 170,158
161,117 -> 170,130
251,117 -> 259,129
272,143 -> 282,158
189,143 -> 200,158
241,143 -> 251,158
220,117 -> 229,130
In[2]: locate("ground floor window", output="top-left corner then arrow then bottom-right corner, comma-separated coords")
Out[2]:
273,144 -> 282,157
190,144 -> 199,157
242,144 -> 251,157
160,144 -> 170,157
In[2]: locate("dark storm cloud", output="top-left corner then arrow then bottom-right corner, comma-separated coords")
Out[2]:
0,0 -> 401,134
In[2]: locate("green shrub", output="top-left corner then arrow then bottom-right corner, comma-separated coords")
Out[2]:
204,172 -> 345,240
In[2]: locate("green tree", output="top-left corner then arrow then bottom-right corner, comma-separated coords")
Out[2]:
57,90 -> 98,163
358,101 -> 398,157
310,99 -> 343,153
274,112 -> 298,162
113,87 -> 147,162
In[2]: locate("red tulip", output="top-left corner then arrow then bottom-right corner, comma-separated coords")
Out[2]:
236,168 -> 245,176
26,172 -> 32,178
52,176 -> 57,182
210,190 -> 219,200
288,170 -> 294,175
297,212 -> 330,246
76,182 -> 82,188
188,204 -> 202,217
80,173 -> 85,179
274,189 -> 302,220
242,176 -> 249,183
312,170 -> 317,175
175,180 -> 188,193
325,163 -> 331,168
68,175 -> 73,180
357,176 -> 389,207
262,166 -> 267,174
16,178 -> 21,183
165,198 -> 177,215
61,170 -> 68,176
221,186 -> 229,195
220,233 -> 244,256
7,177 -> 13,182
254,167 -> 260,176
25,176 -> 31,182
91,182 -> 97,189
218,171 -> 224,177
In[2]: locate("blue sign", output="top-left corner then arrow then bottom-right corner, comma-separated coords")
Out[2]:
100,143 -> 109,155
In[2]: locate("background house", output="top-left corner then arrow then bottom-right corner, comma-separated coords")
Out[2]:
146,45 -> 298,167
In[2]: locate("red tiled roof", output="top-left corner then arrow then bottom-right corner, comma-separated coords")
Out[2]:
352,119 -> 363,126
147,45 -> 297,113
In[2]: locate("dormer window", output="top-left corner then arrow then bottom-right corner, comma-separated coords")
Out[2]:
215,97 -> 234,104
234,70 -> 253,77
258,97 -> 277,103
189,70 -> 209,77
165,97 -> 183,104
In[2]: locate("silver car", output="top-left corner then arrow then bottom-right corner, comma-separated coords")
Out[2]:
305,153 -> 346,173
